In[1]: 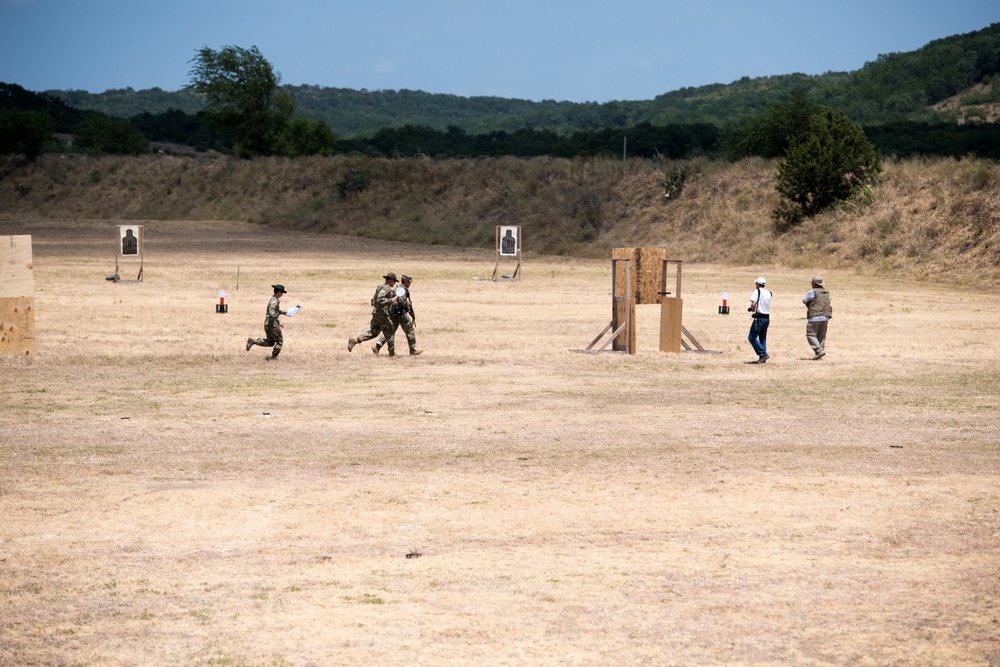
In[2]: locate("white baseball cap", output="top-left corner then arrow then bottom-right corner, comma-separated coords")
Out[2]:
755,277 -> 766,286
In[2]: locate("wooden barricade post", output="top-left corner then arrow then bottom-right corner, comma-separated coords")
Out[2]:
583,257 -> 634,354
0,235 -> 37,357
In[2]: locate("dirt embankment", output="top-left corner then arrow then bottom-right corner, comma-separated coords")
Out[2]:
1,152 -> 997,285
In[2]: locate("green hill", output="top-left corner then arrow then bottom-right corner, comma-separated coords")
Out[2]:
39,23 -> 1000,137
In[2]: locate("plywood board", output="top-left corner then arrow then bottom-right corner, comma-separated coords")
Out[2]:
0,296 -> 37,357
659,297 -> 683,354
0,235 -> 34,298
612,247 -> 665,304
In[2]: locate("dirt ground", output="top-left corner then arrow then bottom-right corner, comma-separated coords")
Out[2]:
1,219 -> 998,667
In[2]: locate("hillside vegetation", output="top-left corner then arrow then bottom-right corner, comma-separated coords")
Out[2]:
2,153 -> 997,286
41,23 -> 1000,136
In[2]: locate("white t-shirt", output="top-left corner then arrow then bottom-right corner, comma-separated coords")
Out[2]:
750,287 -> 771,315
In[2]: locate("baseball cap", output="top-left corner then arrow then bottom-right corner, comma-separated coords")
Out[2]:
755,277 -> 766,286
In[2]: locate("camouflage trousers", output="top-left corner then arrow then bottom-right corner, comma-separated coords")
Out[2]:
356,313 -> 395,354
252,319 -> 283,357
377,314 -> 416,351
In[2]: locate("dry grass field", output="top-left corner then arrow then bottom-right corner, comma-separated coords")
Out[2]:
1,219 -> 998,666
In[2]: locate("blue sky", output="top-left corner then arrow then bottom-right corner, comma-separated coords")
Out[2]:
1,0 -> 997,103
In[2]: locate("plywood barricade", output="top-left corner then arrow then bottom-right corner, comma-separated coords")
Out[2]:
583,257 -> 635,354
583,248 -> 717,356
658,258 -> 717,354
1,235 -> 37,357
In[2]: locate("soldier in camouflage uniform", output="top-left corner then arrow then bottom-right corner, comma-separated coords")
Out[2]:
348,272 -> 400,356
374,274 -> 421,356
246,284 -> 288,359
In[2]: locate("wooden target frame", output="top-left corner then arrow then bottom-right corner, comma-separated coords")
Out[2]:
492,225 -> 521,281
113,224 -> 144,283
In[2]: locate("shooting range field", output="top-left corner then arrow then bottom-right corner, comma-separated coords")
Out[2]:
1,219 -> 998,666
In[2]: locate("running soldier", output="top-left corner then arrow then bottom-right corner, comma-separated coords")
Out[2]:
246,284 -> 288,359
374,274 -> 421,356
348,272 -> 400,356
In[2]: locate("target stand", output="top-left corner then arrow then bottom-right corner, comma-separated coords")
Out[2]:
491,225 -> 521,281
111,225 -> 144,283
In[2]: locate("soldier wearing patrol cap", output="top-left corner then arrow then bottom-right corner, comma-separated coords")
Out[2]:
349,272 -> 400,356
246,284 -> 288,359
374,273 -> 421,356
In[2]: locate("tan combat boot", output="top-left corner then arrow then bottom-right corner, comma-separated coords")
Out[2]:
348,337 -> 357,352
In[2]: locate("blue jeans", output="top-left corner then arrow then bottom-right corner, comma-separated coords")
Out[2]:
748,317 -> 769,358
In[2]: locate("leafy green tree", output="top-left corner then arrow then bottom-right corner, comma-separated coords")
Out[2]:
73,113 -> 150,155
186,44 -> 294,157
276,117 -> 337,156
0,109 -> 55,159
726,91 -> 825,159
773,108 -> 881,228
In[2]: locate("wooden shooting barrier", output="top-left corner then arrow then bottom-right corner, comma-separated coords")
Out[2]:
113,224 -> 144,283
1,235 -> 37,357
584,248 -> 717,356
658,258 -> 717,354
492,225 -> 521,281
583,257 -> 635,354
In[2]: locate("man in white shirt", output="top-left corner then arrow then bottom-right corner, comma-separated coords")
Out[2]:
747,277 -> 771,364
802,276 -> 832,360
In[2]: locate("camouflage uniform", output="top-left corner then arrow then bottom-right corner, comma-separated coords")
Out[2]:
376,275 -> 419,355
351,278 -> 398,355
246,285 -> 287,358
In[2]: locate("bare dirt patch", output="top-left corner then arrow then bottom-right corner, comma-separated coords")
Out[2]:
1,219 -> 998,666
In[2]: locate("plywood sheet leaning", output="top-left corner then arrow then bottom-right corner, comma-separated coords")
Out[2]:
612,247 -> 666,304
0,235 -> 37,356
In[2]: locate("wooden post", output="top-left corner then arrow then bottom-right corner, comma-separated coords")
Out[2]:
611,258 -> 635,354
659,259 -> 683,354
0,235 -> 37,357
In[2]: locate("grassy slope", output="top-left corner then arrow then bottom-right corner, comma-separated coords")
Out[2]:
1,153 -> 997,286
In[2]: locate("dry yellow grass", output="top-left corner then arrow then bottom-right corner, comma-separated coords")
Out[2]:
1,219 -> 998,666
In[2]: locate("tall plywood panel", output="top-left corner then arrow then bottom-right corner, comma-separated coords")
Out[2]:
612,247 -> 666,304
1,235 -> 33,298
0,235 -> 36,356
659,297 -> 683,354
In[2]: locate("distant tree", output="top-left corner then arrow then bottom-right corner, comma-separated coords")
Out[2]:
73,113 -> 150,155
726,91 -> 825,159
773,108 -> 881,229
186,45 -> 294,157
276,117 -> 337,157
0,109 -> 55,159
